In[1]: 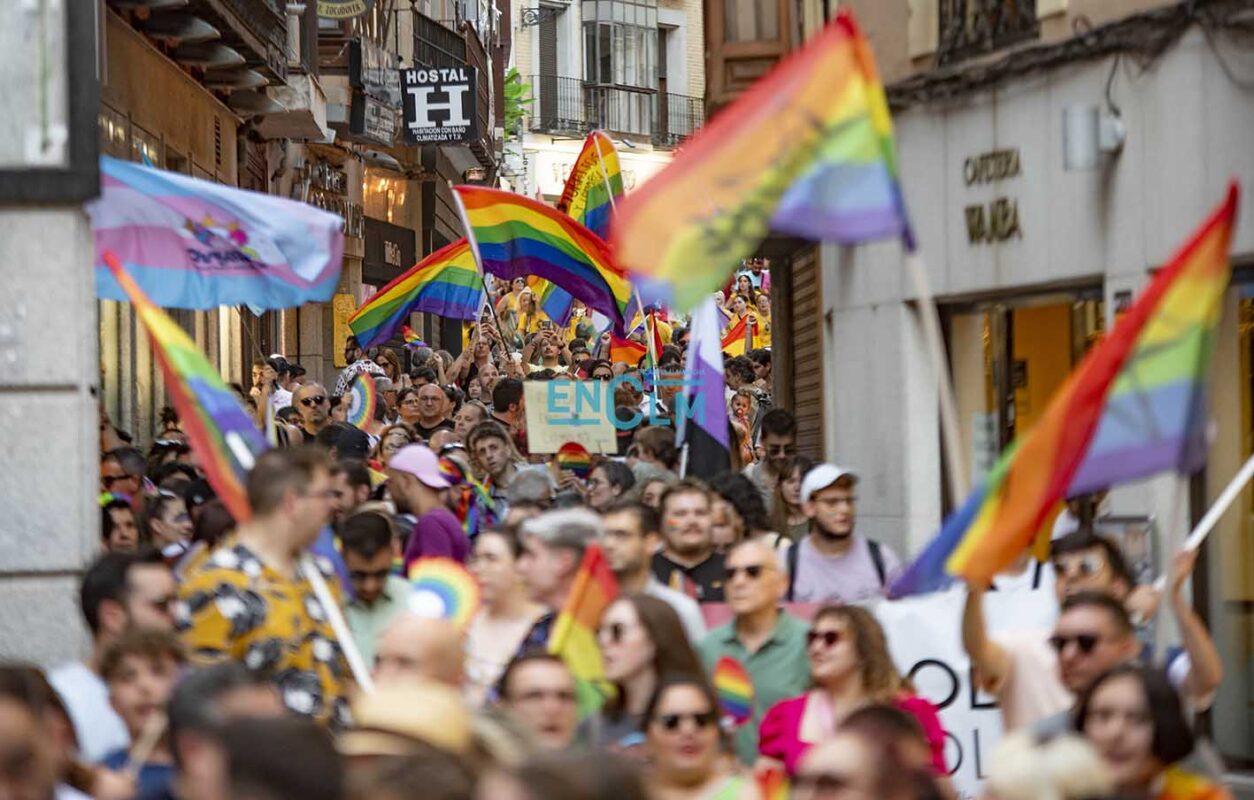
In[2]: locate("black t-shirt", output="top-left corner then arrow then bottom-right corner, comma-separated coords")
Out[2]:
650,550 -> 727,602
414,418 -> 455,440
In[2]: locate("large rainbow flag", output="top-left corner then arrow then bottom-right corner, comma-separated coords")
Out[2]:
102,252 -> 269,522
890,184 -> 1239,596
557,131 -> 624,240
611,10 -> 910,312
547,543 -> 619,718
721,314 -> 757,357
348,239 -> 485,349
454,185 -> 632,332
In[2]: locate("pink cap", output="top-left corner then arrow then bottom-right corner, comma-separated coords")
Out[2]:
389,444 -> 452,489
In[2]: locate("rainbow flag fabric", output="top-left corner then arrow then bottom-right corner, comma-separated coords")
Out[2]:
91,157 -> 343,310
348,239 -> 484,349
611,10 -> 910,312
547,543 -> 619,718
721,315 -> 757,357
102,252 -> 269,522
609,335 -> 648,366
557,131 -> 624,240
453,185 -> 632,332
890,184 -> 1239,596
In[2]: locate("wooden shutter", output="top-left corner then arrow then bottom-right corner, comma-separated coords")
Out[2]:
704,0 -> 793,110
775,245 -> 823,456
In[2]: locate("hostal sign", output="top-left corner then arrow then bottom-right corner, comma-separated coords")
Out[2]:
401,66 -> 478,145
963,148 -> 1022,245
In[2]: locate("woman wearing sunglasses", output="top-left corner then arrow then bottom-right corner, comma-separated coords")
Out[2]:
644,675 -> 761,800
758,605 -> 947,777
142,491 -> 194,563
591,595 -> 706,754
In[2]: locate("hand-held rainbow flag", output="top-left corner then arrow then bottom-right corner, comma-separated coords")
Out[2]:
721,315 -> 756,357
547,542 -> 619,718
557,442 -> 593,479
608,335 -> 648,366
346,374 -> 377,429
102,251 -> 270,521
891,184 -> 1239,596
557,131 -> 624,239
348,239 -> 485,349
407,558 -> 481,630
91,157 -> 344,310
452,185 -> 632,333
611,10 -> 910,312
712,656 -> 755,726
401,325 -> 428,349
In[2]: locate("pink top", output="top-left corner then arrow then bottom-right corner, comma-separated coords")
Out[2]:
758,691 -> 948,776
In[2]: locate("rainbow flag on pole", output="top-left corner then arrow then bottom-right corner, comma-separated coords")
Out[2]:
890,184 -> 1239,596
611,10 -> 910,312
348,239 -> 484,349
102,252 -> 269,522
557,131 -> 624,240
453,185 -> 632,332
547,543 -> 619,718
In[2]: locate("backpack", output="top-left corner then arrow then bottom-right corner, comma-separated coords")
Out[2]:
785,537 -> 887,602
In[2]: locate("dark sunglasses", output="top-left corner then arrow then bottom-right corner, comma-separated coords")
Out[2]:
299,395 -> 327,407
1048,633 -> 1102,655
806,629 -> 844,648
727,565 -> 764,580
349,568 -> 391,582
655,710 -> 718,731
592,372 -> 613,380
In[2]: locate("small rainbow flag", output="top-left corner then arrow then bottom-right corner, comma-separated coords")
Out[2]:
608,335 -> 647,366
891,184 -> 1239,595
611,11 -> 910,312
348,239 -> 485,349
547,543 -> 619,718
346,374 -> 377,429
713,656 -> 754,726
401,325 -> 428,349
453,185 -> 632,332
407,558 -> 481,630
102,252 -> 269,522
557,131 -> 624,240
557,442 -> 593,479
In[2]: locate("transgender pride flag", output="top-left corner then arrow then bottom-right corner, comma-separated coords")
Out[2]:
678,298 -> 731,478
90,157 -> 344,310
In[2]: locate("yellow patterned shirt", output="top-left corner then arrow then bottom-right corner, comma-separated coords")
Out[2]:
175,537 -> 352,730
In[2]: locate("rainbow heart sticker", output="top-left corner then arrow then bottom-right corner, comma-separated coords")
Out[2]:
407,558 -> 480,630
556,441 -> 593,479
713,656 -> 754,726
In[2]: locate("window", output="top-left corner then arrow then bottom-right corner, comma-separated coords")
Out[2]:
724,0 -> 779,42
582,0 -> 658,88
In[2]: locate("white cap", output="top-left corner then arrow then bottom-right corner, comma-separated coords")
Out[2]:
800,464 -> 858,504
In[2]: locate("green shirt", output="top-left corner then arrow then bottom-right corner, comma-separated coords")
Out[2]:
699,611 -> 811,765
343,575 -> 412,669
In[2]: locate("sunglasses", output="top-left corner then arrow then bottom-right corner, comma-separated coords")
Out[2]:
349,568 -> 391,582
655,710 -> 718,731
299,395 -> 327,407
1048,633 -> 1103,655
592,373 -> 613,380
727,564 -> 764,580
806,629 -> 844,648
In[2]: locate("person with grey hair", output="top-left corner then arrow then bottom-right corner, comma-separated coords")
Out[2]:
506,469 -> 556,510
512,509 -> 604,658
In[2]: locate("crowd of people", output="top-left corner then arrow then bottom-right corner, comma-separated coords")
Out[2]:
18,266 -> 1234,800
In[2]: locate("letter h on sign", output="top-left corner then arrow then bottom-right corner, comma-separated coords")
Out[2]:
401,66 -> 478,145
408,84 -> 471,129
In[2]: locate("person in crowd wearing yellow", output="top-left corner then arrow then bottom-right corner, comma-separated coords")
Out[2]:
754,292 -> 772,348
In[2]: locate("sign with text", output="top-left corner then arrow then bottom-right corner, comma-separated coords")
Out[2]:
523,381 -> 617,454
401,66 -> 478,145
318,0 -> 374,18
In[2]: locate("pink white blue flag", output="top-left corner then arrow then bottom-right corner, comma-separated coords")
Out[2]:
89,157 -> 344,310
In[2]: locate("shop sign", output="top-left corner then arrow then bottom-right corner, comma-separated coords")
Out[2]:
401,66 -> 478,145
350,39 -> 401,106
350,94 -> 398,146
962,147 -> 1023,245
318,0 -> 374,19
364,217 -> 416,286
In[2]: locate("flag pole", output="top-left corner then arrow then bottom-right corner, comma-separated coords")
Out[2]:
301,554 -> 375,694
450,182 -> 517,362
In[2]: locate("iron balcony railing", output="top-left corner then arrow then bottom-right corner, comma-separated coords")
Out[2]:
527,75 -> 704,147
937,0 -> 1039,66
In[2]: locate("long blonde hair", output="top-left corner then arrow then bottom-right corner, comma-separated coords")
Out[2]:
811,605 -> 908,702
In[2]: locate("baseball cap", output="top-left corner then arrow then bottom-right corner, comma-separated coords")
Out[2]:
337,683 -> 472,757
800,464 -> 858,504
389,444 -> 452,489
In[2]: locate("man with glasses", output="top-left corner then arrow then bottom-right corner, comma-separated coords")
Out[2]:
101,446 -> 146,497
698,539 -> 810,765
497,650 -> 580,749
785,464 -> 901,603
413,382 -> 455,440
292,382 -> 332,444
177,447 -> 351,729
49,549 -> 176,761
335,335 -> 386,397
339,510 -> 410,668
742,409 -> 796,509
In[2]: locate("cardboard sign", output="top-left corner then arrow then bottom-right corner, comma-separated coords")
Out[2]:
523,381 -> 617,454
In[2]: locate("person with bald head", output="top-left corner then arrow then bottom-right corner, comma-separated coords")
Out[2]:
373,612 -> 465,689
292,382 -> 331,444
698,538 -> 810,765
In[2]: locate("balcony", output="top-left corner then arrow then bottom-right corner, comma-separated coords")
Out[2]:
413,14 -> 497,171
937,0 -> 1039,66
184,0 -> 290,82
527,75 -> 704,148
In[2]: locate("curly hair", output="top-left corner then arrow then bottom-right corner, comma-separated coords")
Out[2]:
810,605 -> 909,702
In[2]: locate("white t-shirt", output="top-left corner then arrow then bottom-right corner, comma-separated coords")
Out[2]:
48,661 -> 129,762
270,386 -> 292,412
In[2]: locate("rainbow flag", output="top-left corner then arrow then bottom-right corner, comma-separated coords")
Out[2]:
557,131 -> 624,240
609,335 -> 648,366
529,278 -> 576,326
91,157 -> 343,310
401,325 -> 428,349
102,252 -> 269,522
611,10 -> 910,312
547,543 -> 619,717
721,315 -> 757,357
453,185 -> 632,332
890,184 -> 1239,596
348,239 -> 484,349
